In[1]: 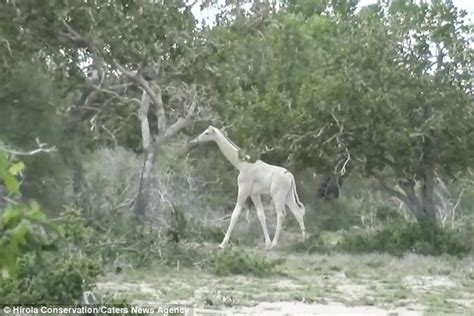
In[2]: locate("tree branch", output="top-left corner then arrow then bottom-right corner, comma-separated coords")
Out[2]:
374,175 -> 410,206
113,60 -> 167,133
154,88 -> 211,148
0,139 -> 57,156
139,91 -> 152,150
150,81 -> 166,133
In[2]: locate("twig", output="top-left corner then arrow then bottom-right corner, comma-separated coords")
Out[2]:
451,188 -> 465,228
335,146 -> 350,176
84,241 -> 128,250
2,196 -> 19,205
0,139 -> 56,156
102,125 -> 118,147
0,38 -> 12,57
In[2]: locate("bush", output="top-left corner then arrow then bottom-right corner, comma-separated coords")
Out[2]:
206,248 -> 283,277
0,253 -> 102,304
184,219 -> 225,243
336,220 -> 471,257
286,230 -> 332,254
0,209 -> 104,304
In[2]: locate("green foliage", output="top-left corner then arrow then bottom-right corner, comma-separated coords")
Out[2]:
206,0 -> 474,221
289,231 -> 332,254
184,219 -> 225,244
0,62 -> 68,211
207,248 -> 283,277
0,208 -> 103,304
336,221 -> 472,257
0,202 -> 51,275
0,1 -> 472,294
0,145 -> 53,277
0,150 -> 104,304
0,253 -> 102,304
305,199 -> 361,231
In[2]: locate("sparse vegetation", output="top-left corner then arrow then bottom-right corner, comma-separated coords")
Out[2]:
336,220 -> 472,257
207,248 -> 284,277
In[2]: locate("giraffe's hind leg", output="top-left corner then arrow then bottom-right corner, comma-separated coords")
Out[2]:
268,176 -> 292,249
286,196 -> 306,242
250,194 -> 271,249
269,199 -> 285,249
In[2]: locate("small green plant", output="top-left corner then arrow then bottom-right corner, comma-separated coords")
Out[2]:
336,220 -> 471,257
207,248 -> 283,277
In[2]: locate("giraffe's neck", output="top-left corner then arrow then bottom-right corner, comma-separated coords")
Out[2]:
214,130 -> 243,170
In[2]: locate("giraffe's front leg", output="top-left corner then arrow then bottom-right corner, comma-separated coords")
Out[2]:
219,176 -> 251,249
219,203 -> 243,248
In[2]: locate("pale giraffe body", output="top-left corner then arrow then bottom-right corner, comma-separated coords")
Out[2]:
191,126 -> 306,249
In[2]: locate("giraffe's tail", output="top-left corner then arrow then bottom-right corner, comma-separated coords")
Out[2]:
289,174 -> 305,216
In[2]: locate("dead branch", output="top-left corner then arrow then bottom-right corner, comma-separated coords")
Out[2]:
0,139 -> 56,156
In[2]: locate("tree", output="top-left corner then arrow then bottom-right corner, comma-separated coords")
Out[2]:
1,0 -> 214,219
205,0 -> 473,224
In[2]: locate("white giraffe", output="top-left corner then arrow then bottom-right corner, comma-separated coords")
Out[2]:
191,125 -> 306,249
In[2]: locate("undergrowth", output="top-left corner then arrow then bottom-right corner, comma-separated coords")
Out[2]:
336,220 -> 472,257
206,248 -> 284,277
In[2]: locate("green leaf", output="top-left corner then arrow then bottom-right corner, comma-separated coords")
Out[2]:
2,206 -> 22,227
0,150 -> 6,173
27,201 -> 47,221
3,172 -> 20,194
2,245 -> 19,277
8,161 -> 25,176
9,220 -> 31,247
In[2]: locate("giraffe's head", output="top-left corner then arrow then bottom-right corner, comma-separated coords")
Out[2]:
190,125 -> 218,144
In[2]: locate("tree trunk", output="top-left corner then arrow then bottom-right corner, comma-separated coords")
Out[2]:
318,174 -> 344,201
400,175 -> 439,236
134,89 -> 154,220
71,158 -> 92,216
135,146 -> 157,219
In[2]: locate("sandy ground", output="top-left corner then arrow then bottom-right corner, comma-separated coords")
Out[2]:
94,251 -> 474,316
195,302 -> 422,316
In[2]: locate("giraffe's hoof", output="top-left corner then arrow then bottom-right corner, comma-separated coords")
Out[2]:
268,243 -> 278,250
302,231 -> 307,242
218,243 -> 226,249
264,242 -> 271,250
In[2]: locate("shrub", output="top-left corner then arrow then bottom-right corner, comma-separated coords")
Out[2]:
0,253 -> 102,304
336,220 -> 471,257
206,248 -> 283,277
286,230 -> 332,254
184,219 -> 225,243
0,209 -> 104,304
